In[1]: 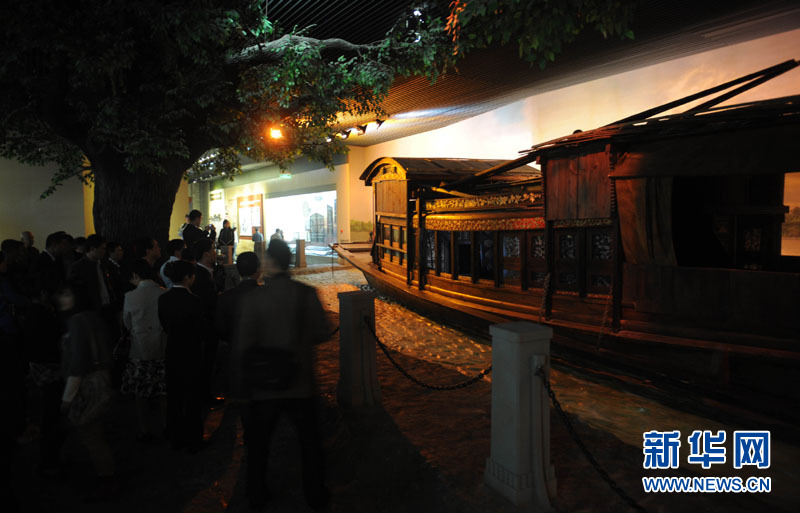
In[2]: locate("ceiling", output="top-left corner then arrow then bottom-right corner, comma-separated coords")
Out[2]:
266,0 -> 800,146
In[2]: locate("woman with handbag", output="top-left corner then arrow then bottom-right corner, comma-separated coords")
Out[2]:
121,259 -> 168,443
58,286 -> 118,501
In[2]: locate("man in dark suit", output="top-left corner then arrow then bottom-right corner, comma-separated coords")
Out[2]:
191,238 -> 220,406
215,252 -> 260,400
233,239 -> 330,511
67,234 -> 113,311
158,261 -> 205,451
182,210 -> 211,249
30,232 -> 70,298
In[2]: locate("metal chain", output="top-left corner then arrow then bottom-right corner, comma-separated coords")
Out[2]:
536,368 -> 648,513
363,317 -> 492,391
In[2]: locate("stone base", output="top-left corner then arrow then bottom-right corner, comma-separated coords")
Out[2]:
485,458 -> 552,511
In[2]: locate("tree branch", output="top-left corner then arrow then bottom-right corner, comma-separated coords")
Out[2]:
229,34 -> 377,67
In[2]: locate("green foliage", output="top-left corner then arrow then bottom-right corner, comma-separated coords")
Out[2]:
0,1 -> 451,193
0,0 -> 635,199
447,0 -> 635,68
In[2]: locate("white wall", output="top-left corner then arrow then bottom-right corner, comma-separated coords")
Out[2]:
346,28 -> 800,223
0,159 -> 85,242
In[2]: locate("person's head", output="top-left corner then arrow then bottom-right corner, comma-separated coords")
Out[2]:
45,231 -> 71,256
266,239 -> 291,275
1,239 -> 23,264
107,241 -> 124,262
85,234 -> 106,261
164,260 -> 196,288
0,251 -> 6,274
74,236 -> 88,254
192,238 -> 214,265
184,214 -> 190,224
56,285 -> 90,314
188,209 -> 203,227
223,220 -> 230,229
21,231 -> 34,248
167,239 -> 185,258
275,229 -> 280,234
253,227 -> 259,234
180,247 -> 196,263
128,258 -> 155,286
236,252 -> 260,279
136,237 -> 160,262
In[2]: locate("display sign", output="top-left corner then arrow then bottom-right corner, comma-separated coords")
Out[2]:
237,194 -> 263,240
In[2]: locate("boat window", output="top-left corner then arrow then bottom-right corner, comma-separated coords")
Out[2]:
586,227 -> 614,294
501,232 -> 521,286
477,231 -> 494,280
782,172 -> 800,263
554,229 -> 579,293
424,230 -> 436,272
673,174 -> 790,271
455,231 -> 472,278
527,230 -> 548,288
437,231 -> 451,274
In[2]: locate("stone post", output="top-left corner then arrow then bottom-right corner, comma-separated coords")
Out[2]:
337,291 -> 381,409
485,322 -> 556,510
295,239 -> 306,268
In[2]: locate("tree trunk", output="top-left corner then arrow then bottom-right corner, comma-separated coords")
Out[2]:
92,161 -> 186,247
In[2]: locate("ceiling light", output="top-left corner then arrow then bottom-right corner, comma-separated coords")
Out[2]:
270,128 -> 283,139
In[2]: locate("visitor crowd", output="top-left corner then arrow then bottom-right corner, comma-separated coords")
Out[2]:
0,209 -> 329,512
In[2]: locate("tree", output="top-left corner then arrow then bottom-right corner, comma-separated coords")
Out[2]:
1,0 -> 633,245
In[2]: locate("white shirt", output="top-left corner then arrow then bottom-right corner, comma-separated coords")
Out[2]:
160,255 -> 179,288
123,280 -> 167,360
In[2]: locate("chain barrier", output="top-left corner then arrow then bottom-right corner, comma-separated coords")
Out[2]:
535,367 -> 648,513
362,316 -> 492,391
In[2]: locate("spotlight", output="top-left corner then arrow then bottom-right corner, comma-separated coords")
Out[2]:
340,129 -> 351,140
270,128 -> 283,139
375,119 -> 385,129
356,124 -> 368,135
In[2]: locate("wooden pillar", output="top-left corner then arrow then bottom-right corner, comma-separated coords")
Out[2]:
417,190 -> 426,290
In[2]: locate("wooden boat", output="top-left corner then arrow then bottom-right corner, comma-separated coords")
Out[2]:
334,60 -> 800,418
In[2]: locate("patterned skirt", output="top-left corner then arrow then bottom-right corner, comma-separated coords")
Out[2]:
121,359 -> 167,398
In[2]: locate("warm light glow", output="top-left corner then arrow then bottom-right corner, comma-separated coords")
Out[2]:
270,128 -> 283,139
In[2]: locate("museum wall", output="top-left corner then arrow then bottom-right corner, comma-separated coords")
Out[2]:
0,159 -> 85,241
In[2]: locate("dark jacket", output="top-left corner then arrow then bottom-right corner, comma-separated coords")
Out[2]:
182,224 -> 207,248
191,264 -> 218,319
68,257 -> 113,311
215,278 -> 259,342
232,274 -> 328,400
158,287 -> 205,388
31,251 -> 65,297
61,310 -> 112,377
217,227 -> 235,247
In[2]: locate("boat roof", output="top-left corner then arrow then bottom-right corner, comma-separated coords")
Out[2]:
360,157 -> 540,186
524,94 -> 800,158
